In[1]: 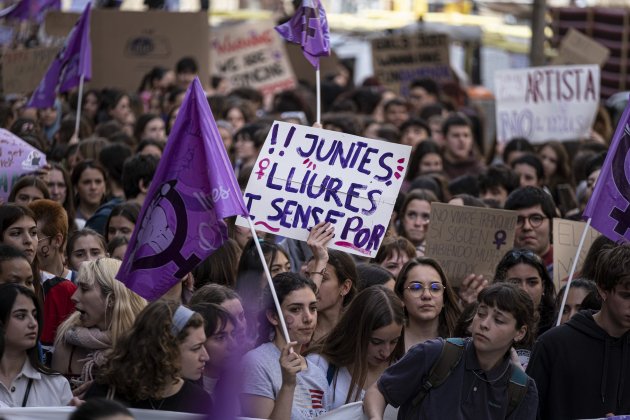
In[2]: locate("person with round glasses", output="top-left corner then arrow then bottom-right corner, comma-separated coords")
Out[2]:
505,186 -> 557,277
394,257 -> 461,351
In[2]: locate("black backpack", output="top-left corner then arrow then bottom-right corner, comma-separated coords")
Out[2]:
411,338 -> 528,418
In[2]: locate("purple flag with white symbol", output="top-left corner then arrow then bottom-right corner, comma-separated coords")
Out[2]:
27,2 -> 91,109
117,77 -> 249,301
2,0 -> 60,22
583,97 -> 630,243
275,0 -> 330,69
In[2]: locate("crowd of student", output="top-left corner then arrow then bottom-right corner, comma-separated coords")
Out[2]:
0,51 -> 628,420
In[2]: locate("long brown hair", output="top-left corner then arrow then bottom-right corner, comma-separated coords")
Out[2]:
395,257 -> 461,338
307,286 -> 404,404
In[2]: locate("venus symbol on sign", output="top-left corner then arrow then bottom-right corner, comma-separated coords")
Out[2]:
493,230 -> 507,250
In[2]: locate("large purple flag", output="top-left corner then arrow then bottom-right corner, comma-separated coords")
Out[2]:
2,0 -> 60,22
117,77 -> 249,301
275,0 -> 330,69
583,97 -> 630,243
27,2 -> 91,109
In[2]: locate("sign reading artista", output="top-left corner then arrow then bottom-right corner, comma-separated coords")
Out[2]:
210,20 -> 297,96
425,203 -> 517,286
494,64 -> 600,144
237,121 -> 411,258
371,31 -> 450,96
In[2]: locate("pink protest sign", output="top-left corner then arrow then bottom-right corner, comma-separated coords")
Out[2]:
0,129 -> 47,203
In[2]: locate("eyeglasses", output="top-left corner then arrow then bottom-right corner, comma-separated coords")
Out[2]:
516,214 -> 546,228
404,282 -> 444,297
405,211 -> 430,223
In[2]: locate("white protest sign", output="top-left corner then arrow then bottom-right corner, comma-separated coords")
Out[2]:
237,121 -> 411,258
494,64 -> 600,144
425,203 -> 517,286
210,20 -> 296,96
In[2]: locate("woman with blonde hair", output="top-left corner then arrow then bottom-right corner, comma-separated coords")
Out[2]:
51,258 -> 146,390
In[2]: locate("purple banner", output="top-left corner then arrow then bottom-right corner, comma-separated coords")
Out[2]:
583,96 -> 630,243
0,129 -> 47,203
3,0 -> 60,23
275,0 -> 330,69
117,77 -> 249,301
27,2 -> 91,109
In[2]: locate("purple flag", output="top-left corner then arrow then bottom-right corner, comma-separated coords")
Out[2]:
0,129 -> 47,204
117,77 -> 249,301
275,0 -> 330,69
2,0 -> 60,22
27,2 -> 91,109
583,96 -> 630,243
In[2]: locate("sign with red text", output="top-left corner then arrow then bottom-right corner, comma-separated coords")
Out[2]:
210,20 -> 296,96
494,64 -> 600,144
236,121 -> 411,258
425,203 -> 517,287
552,218 -> 600,290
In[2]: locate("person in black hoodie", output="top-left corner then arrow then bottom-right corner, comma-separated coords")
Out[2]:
526,243 -> 630,419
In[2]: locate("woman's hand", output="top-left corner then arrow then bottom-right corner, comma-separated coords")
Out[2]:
458,274 -> 488,306
307,221 -> 334,262
279,342 -> 304,387
68,396 -> 84,407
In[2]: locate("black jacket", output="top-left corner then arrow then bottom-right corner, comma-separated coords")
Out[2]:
527,310 -> 630,420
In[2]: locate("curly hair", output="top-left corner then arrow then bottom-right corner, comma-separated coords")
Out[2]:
97,301 -> 203,401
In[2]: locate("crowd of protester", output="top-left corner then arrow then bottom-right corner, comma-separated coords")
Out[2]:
0,45 -> 628,420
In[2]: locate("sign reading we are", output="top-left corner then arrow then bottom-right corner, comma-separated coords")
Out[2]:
494,64 -> 600,144
237,122 -> 411,258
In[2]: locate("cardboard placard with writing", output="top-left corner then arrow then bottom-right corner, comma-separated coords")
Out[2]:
210,21 -> 296,96
1,46 -> 59,94
425,203 -> 517,287
285,42 -> 339,87
0,129 -> 47,203
371,32 -> 451,96
552,218 -> 600,290
45,10 -> 209,91
494,64 -> 600,144
551,28 -> 610,67
237,121 -> 411,258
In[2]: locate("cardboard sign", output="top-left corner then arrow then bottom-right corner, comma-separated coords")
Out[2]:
45,10 -> 209,91
0,129 -> 47,203
209,20 -> 296,96
237,121 -> 411,258
552,218 -> 600,290
425,203 -> 517,287
552,28 -> 610,67
371,32 -> 451,95
494,64 -> 600,144
1,46 -> 58,94
285,42 -> 340,87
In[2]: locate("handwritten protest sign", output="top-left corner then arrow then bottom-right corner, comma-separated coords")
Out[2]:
371,32 -> 450,96
0,129 -> 47,203
1,46 -> 58,94
553,218 -> 600,290
237,121 -> 411,258
210,20 -> 296,96
494,64 -> 600,144
425,203 -> 517,287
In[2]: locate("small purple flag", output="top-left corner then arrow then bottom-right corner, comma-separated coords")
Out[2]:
275,0 -> 330,69
2,0 -> 60,23
27,2 -> 91,109
117,77 -> 249,301
583,96 -> 630,243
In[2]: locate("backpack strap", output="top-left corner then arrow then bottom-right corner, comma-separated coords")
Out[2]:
506,364 -> 528,418
411,338 -> 465,407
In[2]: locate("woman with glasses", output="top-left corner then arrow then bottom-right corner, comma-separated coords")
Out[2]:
364,283 -> 538,420
398,190 -> 439,256
395,257 -> 461,351
306,286 -> 404,409
494,248 -> 556,339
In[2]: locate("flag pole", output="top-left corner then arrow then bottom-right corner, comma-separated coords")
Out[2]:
555,217 -> 592,326
74,73 -> 85,139
316,68 -> 321,125
245,218 -> 291,345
